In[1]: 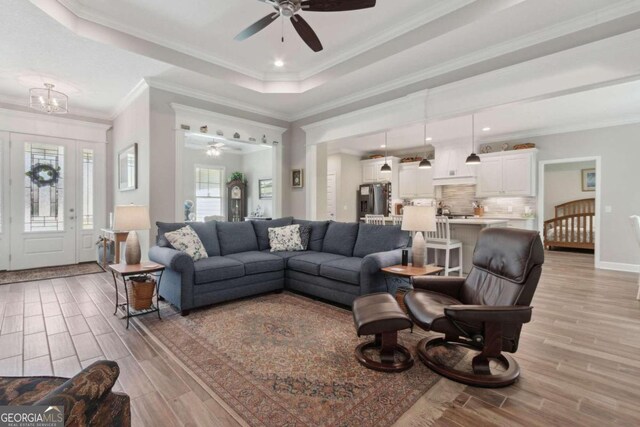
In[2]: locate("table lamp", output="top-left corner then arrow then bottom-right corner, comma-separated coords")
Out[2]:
401,206 -> 437,268
113,204 -> 150,265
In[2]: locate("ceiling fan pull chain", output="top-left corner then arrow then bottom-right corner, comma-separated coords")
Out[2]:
281,15 -> 285,43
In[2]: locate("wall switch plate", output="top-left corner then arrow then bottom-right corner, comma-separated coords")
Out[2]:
605,205 -> 612,213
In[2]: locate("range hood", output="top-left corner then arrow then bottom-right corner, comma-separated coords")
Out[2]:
431,142 -> 477,186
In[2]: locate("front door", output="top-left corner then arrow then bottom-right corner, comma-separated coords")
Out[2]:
10,134 -> 77,270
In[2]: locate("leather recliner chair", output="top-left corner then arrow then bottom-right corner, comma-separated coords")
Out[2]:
405,227 -> 544,387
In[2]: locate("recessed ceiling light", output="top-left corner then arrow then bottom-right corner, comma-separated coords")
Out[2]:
380,144 -> 386,148
274,60 -> 284,67
482,127 -> 491,132
425,137 -> 433,141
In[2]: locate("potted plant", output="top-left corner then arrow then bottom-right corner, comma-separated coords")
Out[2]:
227,172 -> 246,184
128,274 -> 156,311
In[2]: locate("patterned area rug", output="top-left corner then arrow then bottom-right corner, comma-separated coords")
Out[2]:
141,292 -> 462,427
0,262 -> 105,285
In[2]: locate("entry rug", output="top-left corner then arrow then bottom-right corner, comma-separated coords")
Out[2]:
141,292 -> 463,427
0,262 -> 105,285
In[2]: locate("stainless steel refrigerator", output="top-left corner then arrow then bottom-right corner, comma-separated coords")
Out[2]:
358,183 -> 390,218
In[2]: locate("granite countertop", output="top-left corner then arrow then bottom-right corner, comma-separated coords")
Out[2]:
448,218 -> 509,225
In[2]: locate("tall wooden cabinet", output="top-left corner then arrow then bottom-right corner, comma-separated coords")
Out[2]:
227,179 -> 247,222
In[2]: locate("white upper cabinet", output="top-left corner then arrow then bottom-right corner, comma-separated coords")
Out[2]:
432,143 -> 478,185
476,149 -> 537,197
398,162 -> 434,198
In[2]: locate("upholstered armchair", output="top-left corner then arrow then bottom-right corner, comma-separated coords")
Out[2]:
0,360 -> 130,426
405,228 -> 544,387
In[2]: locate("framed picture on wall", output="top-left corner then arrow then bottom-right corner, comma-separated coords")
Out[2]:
291,169 -> 303,188
582,168 -> 596,191
118,143 -> 138,191
259,179 -> 272,199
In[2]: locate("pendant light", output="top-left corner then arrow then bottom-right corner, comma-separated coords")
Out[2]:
465,114 -> 481,165
418,123 -> 432,169
380,132 -> 391,173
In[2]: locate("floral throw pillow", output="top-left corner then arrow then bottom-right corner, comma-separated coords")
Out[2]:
269,225 -> 304,252
164,226 -> 208,261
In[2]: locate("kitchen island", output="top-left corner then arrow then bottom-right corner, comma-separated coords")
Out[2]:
428,218 -> 509,274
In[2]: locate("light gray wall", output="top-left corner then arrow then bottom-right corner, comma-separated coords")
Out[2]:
242,150 -> 273,217
111,87 -> 151,258
544,160 -> 595,220
327,153 -> 361,222
287,125 -> 307,219
518,123 -> 640,266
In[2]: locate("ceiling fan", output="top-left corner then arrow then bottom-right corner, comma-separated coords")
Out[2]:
234,0 -> 377,52
206,141 -> 242,157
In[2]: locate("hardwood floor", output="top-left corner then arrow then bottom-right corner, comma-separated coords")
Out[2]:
0,251 -> 638,427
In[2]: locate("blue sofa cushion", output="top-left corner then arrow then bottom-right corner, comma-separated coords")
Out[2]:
216,222 -> 259,255
250,217 -> 294,251
194,257 -> 244,284
287,252 -> 346,276
319,257 -> 363,285
322,222 -> 359,257
266,250 -> 307,267
293,220 -> 329,252
226,251 -> 285,275
352,224 -> 410,258
156,222 -> 185,248
187,222 -> 221,257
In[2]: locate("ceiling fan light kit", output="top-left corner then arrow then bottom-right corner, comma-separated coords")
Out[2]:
235,0 -> 377,52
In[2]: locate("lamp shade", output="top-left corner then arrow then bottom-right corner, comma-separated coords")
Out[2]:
113,205 -> 150,231
401,206 -> 436,232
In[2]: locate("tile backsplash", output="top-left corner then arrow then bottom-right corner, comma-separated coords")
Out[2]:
440,185 -> 537,217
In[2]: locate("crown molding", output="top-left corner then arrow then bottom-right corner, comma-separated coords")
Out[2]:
0,94 -> 112,123
0,106 -> 112,131
109,79 -> 149,120
146,78 -> 291,122
289,1 -> 640,121
170,103 -> 288,135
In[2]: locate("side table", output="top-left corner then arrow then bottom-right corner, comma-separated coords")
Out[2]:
381,264 -> 445,312
100,228 -> 130,266
108,262 -> 165,329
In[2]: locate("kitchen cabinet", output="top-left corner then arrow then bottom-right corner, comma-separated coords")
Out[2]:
398,162 -> 434,198
476,149 -> 537,197
361,157 -> 399,183
432,143 -> 477,185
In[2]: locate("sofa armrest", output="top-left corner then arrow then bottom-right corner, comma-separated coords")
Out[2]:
411,276 -> 465,299
361,249 -> 404,275
360,249 -> 404,295
444,305 -> 533,325
149,246 -> 193,272
34,360 -> 130,426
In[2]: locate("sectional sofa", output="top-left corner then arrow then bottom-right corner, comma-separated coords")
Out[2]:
148,217 -> 410,314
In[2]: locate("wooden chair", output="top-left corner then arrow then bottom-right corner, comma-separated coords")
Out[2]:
365,214 -> 385,225
631,215 -> 640,300
425,216 -> 463,276
391,215 -> 403,226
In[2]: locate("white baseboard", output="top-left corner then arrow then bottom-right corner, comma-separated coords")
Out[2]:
597,261 -> 640,273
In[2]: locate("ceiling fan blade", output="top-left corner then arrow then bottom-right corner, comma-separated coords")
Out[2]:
300,0 -> 376,12
290,15 -> 323,52
234,12 -> 279,41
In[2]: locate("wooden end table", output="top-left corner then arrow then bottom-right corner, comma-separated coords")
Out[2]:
381,264 -> 445,312
108,262 -> 165,329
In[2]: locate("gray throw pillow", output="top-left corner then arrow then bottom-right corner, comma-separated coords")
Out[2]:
299,224 -> 311,250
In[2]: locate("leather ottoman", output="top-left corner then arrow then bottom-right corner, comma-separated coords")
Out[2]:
352,292 -> 414,372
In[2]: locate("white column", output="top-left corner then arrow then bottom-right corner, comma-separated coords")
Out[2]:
305,143 -> 328,220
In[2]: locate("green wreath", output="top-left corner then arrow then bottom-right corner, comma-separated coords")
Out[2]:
26,163 -> 61,187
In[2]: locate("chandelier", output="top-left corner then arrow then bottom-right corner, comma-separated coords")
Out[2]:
29,83 -> 68,114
